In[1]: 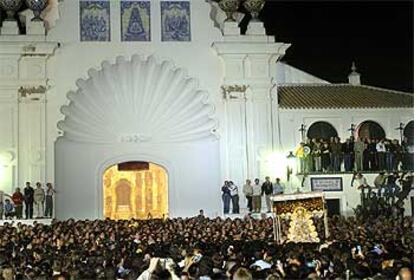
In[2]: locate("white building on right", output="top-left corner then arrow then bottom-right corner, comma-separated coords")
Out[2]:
273,63 -> 414,216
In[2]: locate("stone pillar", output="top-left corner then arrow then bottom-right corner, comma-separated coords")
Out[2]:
213,33 -> 290,185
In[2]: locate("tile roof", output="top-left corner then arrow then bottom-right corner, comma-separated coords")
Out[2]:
278,84 -> 414,109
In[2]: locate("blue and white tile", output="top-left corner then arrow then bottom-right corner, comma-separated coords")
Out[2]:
121,0 -> 151,41
80,0 -> 111,42
161,1 -> 191,42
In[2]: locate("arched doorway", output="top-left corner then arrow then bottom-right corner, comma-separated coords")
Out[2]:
307,121 -> 338,140
357,121 -> 386,140
404,121 -> 414,144
103,161 -> 168,220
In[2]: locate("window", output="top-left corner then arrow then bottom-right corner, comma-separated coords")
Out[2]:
357,121 -> 386,140
404,121 -> 414,144
307,121 -> 338,140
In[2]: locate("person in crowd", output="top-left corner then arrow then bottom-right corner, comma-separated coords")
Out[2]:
401,136 -> 413,170
261,176 -> 273,213
373,171 -> 387,191
34,182 -> 45,218
368,138 -> 378,170
330,137 -> 342,172
229,181 -> 240,214
0,207 -> 412,279
342,138 -> 354,171
294,142 -> 305,173
321,141 -> 330,173
221,181 -> 231,215
303,138 -> 313,173
311,138 -> 322,172
353,172 -> 368,206
4,199 -> 14,219
385,172 -> 399,204
252,178 -> 261,213
385,139 -> 394,171
11,187 -> 24,219
0,190 -> 11,220
362,138 -> 371,170
45,182 -> 56,218
393,139 -> 403,171
354,137 -> 365,171
242,179 -> 253,213
376,139 -> 386,171
23,182 -> 34,219
273,178 -> 284,195
407,138 -> 414,170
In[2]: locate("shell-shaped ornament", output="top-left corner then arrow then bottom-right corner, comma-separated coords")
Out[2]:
58,55 -> 217,144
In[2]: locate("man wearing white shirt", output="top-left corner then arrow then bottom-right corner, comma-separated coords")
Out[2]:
376,139 -> 386,171
228,181 -> 239,214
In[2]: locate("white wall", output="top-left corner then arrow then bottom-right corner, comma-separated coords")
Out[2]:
46,0 -> 224,185
55,139 -> 221,219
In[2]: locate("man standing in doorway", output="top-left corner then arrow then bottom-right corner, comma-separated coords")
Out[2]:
24,182 -> 34,219
261,176 -> 273,213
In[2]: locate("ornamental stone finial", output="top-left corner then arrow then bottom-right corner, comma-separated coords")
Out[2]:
243,0 -> 265,22
218,0 -> 241,22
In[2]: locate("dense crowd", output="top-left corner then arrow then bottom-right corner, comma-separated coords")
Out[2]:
295,136 -> 414,173
0,210 -> 413,279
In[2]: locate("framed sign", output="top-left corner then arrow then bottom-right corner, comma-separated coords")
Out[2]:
311,177 -> 343,192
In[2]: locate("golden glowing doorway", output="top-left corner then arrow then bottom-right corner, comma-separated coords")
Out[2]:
103,162 -> 168,220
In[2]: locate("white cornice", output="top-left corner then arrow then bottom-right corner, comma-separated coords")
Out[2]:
212,41 -> 291,56
0,41 -> 59,55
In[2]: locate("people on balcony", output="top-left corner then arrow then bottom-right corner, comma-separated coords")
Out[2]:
294,136 -> 413,174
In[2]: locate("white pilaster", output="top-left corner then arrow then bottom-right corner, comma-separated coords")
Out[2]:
213,34 -> 290,184
0,41 -> 58,190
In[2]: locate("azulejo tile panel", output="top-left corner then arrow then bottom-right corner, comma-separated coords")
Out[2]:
161,1 -> 191,42
121,1 -> 151,41
80,1 -> 111,42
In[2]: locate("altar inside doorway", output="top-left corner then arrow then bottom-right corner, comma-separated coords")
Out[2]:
103,162 -> 168,220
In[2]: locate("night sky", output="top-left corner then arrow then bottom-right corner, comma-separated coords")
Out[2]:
249,0 -> 413,92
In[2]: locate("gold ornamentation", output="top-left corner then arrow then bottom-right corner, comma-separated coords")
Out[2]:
287,206 -> 320,243
22,44 -> 36,53
103,163 -> 168,220
18,85 -> 46,98
221,84 -> 249,99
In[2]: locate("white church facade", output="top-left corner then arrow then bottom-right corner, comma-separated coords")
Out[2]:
0,0 -> 412,220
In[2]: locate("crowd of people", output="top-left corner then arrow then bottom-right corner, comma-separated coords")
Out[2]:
0,210 -> 412,280
295,136 -> 414,174
0,183 -> 56,220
